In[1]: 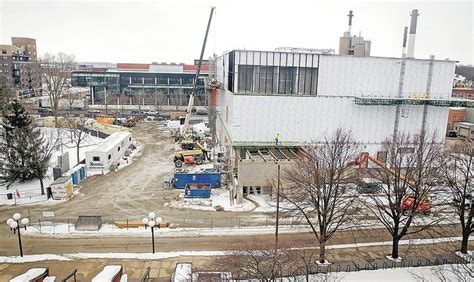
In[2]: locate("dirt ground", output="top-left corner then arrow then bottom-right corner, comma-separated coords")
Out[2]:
0,121 -> 268,226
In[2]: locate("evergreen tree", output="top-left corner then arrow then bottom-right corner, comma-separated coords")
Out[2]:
1,100 -> 36,184
0,77 -> 11,186
29,128 -> 56,195
0,76 -> 12,113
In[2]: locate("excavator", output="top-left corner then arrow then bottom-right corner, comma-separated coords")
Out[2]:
173,7 -> 215,166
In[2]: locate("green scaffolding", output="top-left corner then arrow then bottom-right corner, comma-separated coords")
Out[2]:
354,97 -> 474,108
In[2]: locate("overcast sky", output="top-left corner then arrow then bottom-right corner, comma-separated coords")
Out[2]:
0,0 -> 472,65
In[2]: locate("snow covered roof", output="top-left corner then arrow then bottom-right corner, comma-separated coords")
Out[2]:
92,265 -> 122,282
10,268 -> 48,281
51,176 -> 71,185
92,131 -> 131,153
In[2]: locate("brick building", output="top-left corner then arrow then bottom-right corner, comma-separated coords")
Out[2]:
0,37 -> 41,97
452,88 -> 474,100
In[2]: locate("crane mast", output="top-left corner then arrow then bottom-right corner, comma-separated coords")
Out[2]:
181,6 -> 215,139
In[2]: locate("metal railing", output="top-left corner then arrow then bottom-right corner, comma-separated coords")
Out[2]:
61,269 -> 77,282
140,267 -> 151,282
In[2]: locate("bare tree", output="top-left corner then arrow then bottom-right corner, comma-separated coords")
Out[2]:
65,115 -> 89,166
279,128 -> 359,263
64,91 -> 89,166
442,140 -> 473,254
209,242 -> 292,281
286,244 -> 319,281
41,53 -> 76,127
363,132 -> 443,260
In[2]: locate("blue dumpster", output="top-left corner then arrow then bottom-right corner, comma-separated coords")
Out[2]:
184,183 -> 211,198
173,171 -> 221,189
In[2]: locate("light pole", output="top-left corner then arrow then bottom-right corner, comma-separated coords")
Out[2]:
6,213 -> 29,257
142,212 -> 162,254
275,163 -> 281,251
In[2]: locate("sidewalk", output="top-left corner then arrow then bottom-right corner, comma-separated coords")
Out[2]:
0,241 -> 472,281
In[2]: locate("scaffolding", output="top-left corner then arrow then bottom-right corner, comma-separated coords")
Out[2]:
354,97 -> 474,108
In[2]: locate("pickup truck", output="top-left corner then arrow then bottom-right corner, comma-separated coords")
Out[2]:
144,110 -> 158,115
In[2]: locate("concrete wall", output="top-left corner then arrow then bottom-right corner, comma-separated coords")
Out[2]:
237,159 -> 293,188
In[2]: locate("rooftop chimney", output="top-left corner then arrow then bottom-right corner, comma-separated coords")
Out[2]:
347,10 -> 354,35
407,9 -> 419,58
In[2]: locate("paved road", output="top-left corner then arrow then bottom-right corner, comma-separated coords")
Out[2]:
0,224 -> 465,256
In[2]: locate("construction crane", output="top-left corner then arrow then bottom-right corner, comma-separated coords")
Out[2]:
179,6 -> 215,142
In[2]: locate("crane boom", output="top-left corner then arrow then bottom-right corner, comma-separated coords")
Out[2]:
181,7 -> 215,139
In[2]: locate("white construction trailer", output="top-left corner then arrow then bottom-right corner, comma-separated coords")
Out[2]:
85,131 -> 132,172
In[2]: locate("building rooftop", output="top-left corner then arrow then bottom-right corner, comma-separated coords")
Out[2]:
93,131 -> 131,152
454,121 -> 474,126
221,49 -> 457,63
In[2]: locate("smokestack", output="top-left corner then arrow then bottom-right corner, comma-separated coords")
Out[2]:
347,10 -> 354,35
402,26 -> 408,57
407,9 -> 419,58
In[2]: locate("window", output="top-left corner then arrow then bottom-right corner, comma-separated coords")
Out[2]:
297,67 -> 318,95
278,67 -> 296,94
258,66 -> 275,94
1,49 -> 6,54
238,65 -> 254,93
2,57 -> 7,61
118,146 -> 120,152
129,137 -> 131,141
93,156 -> 100,162
108,154 -> 111,160
397,147 -> 415,154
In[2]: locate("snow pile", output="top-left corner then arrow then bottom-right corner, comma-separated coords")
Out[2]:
23,222 -> 312,238
172,263 -> 192,281
455,251 -> 473,262
0,254 -> 71,263
116,140 -> 144,171
169,188 -> 255,212
69,251 -> 224,260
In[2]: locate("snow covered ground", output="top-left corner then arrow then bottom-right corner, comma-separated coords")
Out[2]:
169,188 -> 255,212
0,254 -> 472,282
303,263 -> 474,281
0,128 -> 104,206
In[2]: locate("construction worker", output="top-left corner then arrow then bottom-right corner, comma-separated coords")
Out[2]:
275,133 -> 280,145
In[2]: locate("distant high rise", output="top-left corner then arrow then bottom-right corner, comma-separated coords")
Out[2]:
338,10 -> 371,57
0,37 -> 41,98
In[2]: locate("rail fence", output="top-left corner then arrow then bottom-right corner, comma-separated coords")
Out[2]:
308,256 -> 469,274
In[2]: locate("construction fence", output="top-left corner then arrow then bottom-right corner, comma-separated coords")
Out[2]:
27,215 -> 310,234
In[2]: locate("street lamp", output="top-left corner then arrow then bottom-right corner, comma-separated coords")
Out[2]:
6,212 -> 29,257
142,212 -> 162,254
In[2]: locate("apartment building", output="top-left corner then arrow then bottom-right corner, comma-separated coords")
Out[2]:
0,37 -> 41,97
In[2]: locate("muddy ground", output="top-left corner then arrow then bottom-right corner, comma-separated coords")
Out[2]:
0,121 -> 270,226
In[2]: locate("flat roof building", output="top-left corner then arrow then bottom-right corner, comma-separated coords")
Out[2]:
214,49 -> 465,192
72,62 -> 209,107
